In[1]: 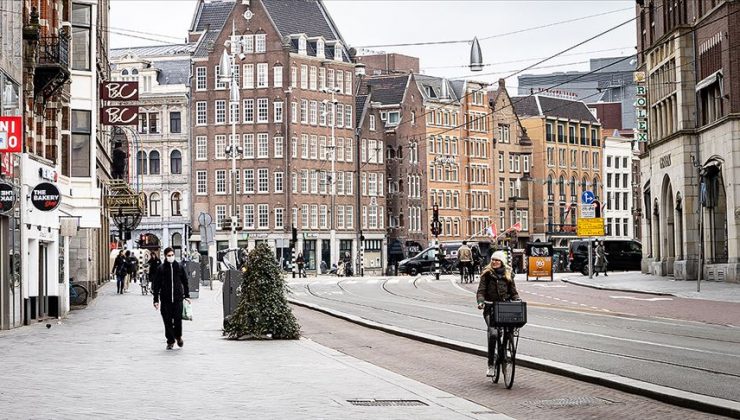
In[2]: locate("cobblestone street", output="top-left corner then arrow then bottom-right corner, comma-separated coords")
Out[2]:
0,281 -> 503,419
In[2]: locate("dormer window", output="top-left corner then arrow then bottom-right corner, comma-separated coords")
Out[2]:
426,85 -> 436,98
334,41 -> 342,61
298,36 -> 307,55
316,38 -> 325,59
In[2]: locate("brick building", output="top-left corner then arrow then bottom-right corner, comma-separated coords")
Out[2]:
514,94 -> 603,247
637,0 -> 740,282
188,0 -> 371,273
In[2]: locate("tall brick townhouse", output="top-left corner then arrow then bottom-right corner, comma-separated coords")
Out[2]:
188,0 -> 377,273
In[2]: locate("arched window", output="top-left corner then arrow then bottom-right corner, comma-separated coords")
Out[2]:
149,192 -> 161,216
558,176 -> 565,197
397,146 -> 403,159
546,175 -> 553,195
131,69 -> 139,76
171,232 -> 183,252
141,192 -> 148,216
171,192 -> 182,216
592,177 -> 600,196
170,150 -> 182,174
570,176 -> 576,196
121,69 -> 129,78
137,151 -> 147,175
581,176 -> 588,192
149,150 -> 160,175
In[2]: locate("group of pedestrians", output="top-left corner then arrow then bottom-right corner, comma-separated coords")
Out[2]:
111,250 -> 139,294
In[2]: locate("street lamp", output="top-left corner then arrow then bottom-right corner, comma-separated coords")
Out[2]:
218,27 -> 244,250
321,87 -> 341,266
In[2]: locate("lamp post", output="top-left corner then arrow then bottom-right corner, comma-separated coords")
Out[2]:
322,87 -> 340,267
218,28 -> 243,250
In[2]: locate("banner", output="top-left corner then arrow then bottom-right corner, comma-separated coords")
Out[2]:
101,81 -> 139,101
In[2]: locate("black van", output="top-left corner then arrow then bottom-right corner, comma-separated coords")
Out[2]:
568,239 -> 642,274
397,242 -> 482,275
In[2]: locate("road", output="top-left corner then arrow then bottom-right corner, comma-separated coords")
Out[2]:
288,273 -> 740,405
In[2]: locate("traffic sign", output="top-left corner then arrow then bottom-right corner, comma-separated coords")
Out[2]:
581,190 -> 595,204
577,218 -> 605,237
580,204 -> 596,218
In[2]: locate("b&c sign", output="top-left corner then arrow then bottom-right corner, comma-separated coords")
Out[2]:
0,116 -> 23,153
101,106 -> 139,126
100,81 -> 139,101
0,182 -> 16,214
30,182 -> 61,211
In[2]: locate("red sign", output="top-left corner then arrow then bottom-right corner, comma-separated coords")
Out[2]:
1,153 -> 12,176
101,81 -> 139,101
101,106 -> 139,126
0,116 -> 23,153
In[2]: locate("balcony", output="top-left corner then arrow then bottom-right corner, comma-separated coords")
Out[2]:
34,36 -> 70,99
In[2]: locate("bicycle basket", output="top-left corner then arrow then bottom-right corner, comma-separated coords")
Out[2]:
492,301 -> 527,328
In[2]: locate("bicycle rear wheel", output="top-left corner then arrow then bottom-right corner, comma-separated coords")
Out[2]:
70,284 -> 88,306
502,331 -> 516,389
489,328 -> 501,383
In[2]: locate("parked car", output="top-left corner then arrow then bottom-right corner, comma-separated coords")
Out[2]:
397,242 -> 483,275
568,239 -> 642,274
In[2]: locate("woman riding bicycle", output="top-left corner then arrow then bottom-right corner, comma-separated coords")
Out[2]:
476,250 -> 520,377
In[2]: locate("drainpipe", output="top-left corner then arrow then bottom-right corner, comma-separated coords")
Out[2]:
692,30 -> 703,291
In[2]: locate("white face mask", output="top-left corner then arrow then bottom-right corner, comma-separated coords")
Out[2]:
166,256 -> 175,263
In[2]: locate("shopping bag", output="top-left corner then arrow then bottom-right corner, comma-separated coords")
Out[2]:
182,300 -> 193,321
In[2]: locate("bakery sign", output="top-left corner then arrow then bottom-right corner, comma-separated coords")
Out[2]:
0,182 -> 16,214
30,182 -> 61,211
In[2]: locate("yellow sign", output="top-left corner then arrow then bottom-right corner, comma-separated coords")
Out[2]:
528,256 -> 552,277
577,218 -> 605,237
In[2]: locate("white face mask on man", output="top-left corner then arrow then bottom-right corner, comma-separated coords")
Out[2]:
166,255 -> 175,263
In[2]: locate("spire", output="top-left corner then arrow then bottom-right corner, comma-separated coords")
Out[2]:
469,37 -> 483,72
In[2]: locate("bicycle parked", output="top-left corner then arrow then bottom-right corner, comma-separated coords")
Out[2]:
483,300 -> 526,389
69,278 -> 89,306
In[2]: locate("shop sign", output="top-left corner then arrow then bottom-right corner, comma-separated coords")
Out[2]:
100,81 -> 139,101
0,116 -> 22,153
0,182 -> 15,214
101,106 -> 139,126
528,256 -> 552,277
30,182 -> 61,211
634,76 -> 648,143
577,218 -> 605,237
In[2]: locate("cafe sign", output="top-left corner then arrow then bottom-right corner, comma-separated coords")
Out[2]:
101,81 -> 139,101
30,182 -> 61,211
0,182 -> 16,214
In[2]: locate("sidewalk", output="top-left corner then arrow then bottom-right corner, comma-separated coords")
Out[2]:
561,271 -> 740,303
0,280 -> 506,419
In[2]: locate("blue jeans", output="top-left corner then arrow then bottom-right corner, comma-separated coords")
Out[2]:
116,274 -> 125,293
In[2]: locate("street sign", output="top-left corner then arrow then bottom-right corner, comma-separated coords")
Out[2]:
577,218 -> 605,237
580,204 -> 596,218
581,190 -> 595,204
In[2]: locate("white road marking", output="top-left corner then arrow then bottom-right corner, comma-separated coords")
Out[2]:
609,296 -> 674,302
366,279 -> 379,284
530,284 -> 568,288
387,279 -> 400,284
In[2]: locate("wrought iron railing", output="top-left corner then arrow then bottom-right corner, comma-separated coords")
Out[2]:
37,36 -> 69,68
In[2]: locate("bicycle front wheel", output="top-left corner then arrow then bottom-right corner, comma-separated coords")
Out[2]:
489,328 -> 501,383
502,332 -> 517,389
70,284 -> 89,306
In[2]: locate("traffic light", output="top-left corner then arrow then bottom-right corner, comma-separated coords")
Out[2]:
292,225 -> 298,242
185,224 -> 192,239
360,230 -> 365,242
222,219 -> 232,231
432,203 -> 439,222
593,200 -> 601,218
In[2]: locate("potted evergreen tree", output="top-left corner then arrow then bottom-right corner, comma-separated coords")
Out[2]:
223,243 -> 300,339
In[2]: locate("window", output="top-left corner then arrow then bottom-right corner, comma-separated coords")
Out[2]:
195,67 -> 207,90
336,71 -> 344,94
215,135 -> 226,159
258,204 -> 269,228
346,205 -> 354,228
369,115 -> 376,131
546,123 -> 553,142
258,168 -> 269,193
196,171 -> 207,195
273,136 -> 284,158
255,34 -> 266,53
168,112 -> 182,134
309,66 -> 317,90
523,155 -> 531,173
327,69 -> 335,90
275,172 -> 284,193
310,100 -> 318,125
257,133 -> 269,158
300,65 -> 308,89
243,134 -> 254,159
242,34 -> 254,54
310,135 -> 318,160
136,151 -> 148,175
229,102 -> 239,124
291,66 -> 298,88
345,72 -> 352,95
244,205 -> 255,229
345,106 -> 352,129
311,205 -> 319,228
498,124 -> 510,143
215,100 -> 226,124
257,63 -> 268,88
195,136 -> 207,160
275,208 -> 284,229
273,65 -> 283,88
243,64 -> 254,89
147,151 -> 160,175
386,111 -> 400,126
300,100 -> 308,124
196,102 -> 207,125
149,193 -> 161,216
215,170 -> 227,194
170,150 -> 182,174
71,4 -> 91,70
244,169 -> 255,193
70,110 -> 92,177
170,192 -> 182,216
215,65 -> 225,90
257,98 -> 269,123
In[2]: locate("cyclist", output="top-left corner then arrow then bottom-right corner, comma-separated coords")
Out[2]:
476,250 -> 520,377
457,241 -> 473,283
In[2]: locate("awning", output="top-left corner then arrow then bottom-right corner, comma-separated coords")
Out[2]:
695,70 -> 723,92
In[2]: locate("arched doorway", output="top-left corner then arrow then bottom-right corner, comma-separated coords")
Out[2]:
703,161 -> 728,263
675,192 -> 684,260
661,175 -> 675,274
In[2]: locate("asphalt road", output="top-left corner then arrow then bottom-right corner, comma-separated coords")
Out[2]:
288,274 -> 740,404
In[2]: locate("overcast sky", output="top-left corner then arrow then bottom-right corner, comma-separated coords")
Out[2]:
109,0 -> 637,89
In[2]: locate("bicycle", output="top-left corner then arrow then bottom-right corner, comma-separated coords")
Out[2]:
459,262 -> 474,284
69,278 -> 89,306
139,272 -> 150,295
484,300 -> 526,389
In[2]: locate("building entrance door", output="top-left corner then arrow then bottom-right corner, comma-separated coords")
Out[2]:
38,244 -> 48,318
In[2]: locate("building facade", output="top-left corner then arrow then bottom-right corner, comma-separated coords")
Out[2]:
603,137 -> 636,239
188,0 -> 371,273
110,45 -> 193,257
514,94 -> 603,247
637,0 -> 740,282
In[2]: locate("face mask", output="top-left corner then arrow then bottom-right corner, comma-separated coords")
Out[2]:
166,256 -> 175,263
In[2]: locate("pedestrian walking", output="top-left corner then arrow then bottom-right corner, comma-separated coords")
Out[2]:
476,250 -> 520,377
296,252 -> 306,278
457,241 -> 473,282
112,250 -> 127,294
595,241 -> 608,276
152,247 -> 191,350
148,251 -> 161,283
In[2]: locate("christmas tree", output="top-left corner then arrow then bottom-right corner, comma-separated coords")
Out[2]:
224,243 -> 300,339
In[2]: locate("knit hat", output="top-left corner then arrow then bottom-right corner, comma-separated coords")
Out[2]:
491,250 -> 508,265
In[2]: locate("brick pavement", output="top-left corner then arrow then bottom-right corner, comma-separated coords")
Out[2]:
0,281 -> 507,419
294,305 -> 728,420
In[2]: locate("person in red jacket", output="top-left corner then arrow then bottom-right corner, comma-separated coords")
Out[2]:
152,247 -> 190,350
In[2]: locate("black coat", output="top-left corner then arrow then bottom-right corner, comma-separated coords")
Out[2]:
476,265 -> 520,304
148,256 -> 161,280
152,261 -> 190,305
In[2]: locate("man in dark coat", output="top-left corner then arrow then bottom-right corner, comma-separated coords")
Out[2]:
152,247 -> 190,350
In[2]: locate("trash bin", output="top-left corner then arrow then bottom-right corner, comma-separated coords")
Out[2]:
184,261 -> 201,299
200,260 -> 211,286
222,269 -> 241,319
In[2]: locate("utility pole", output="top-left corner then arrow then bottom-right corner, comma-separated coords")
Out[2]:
432,203 -> 441,280
322,87 -> 340,267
